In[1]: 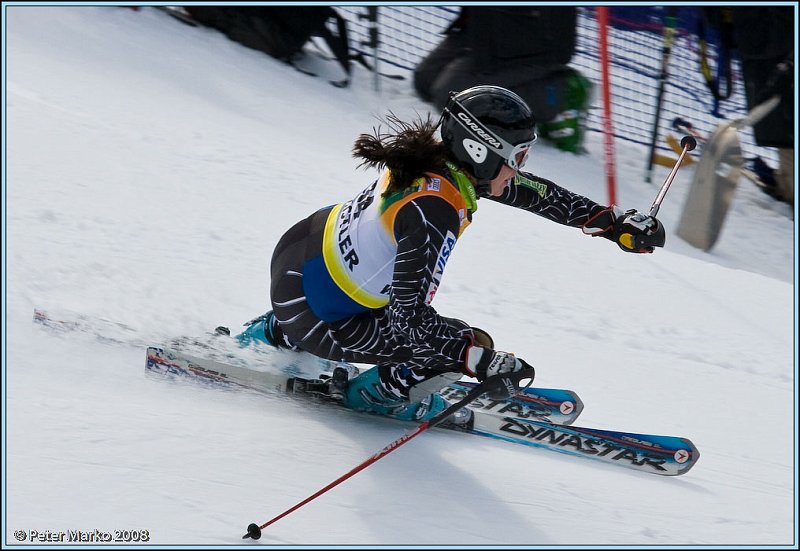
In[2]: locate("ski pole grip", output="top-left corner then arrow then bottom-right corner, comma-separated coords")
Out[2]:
680,135 -> 697,151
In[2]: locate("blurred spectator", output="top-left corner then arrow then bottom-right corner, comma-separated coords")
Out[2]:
730,6 -> 794,205
413,6 -> 592,153
180,7 -> 351,84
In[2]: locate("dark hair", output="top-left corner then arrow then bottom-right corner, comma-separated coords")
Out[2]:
352,113 -> 448,196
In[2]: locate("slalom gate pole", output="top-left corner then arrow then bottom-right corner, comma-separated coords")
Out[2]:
597,6 -> 618,207
242,367 -> 535,539
648,135 -> 696,218
644,7 -> 679,185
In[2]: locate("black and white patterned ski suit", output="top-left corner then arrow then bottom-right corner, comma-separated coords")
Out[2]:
269,164 -> 608,399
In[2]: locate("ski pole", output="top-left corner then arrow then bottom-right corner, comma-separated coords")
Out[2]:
648,135 -> 696,218
242,366 -> 536,540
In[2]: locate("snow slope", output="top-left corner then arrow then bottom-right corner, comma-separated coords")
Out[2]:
4,6 -> 797,547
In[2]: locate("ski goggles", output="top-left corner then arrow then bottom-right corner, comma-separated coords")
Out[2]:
443,94 -> 538,171
507,141 -> 534,170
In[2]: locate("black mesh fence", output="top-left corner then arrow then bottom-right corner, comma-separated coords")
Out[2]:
337,6 -> 778,167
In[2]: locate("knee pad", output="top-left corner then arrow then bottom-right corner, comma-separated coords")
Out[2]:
471,326 -> 494,348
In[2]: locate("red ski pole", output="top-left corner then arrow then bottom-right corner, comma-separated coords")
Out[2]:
242,366 -> 535,539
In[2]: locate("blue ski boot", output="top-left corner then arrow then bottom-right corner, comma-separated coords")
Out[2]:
341,366 -> 448,422
234,311 -> 297,349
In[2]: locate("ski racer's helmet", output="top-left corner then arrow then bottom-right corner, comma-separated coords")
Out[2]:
440,85 -> 538,181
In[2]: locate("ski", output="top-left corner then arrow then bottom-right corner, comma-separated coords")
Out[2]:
33,308 -> 144,346
32,307 -> 580,425
439,381 -> 582,426
669,116 -> 787,201
466,415 -> 698,476
145,346 -> 698,476
34,308 -> 698,476
144,345 -> 583,426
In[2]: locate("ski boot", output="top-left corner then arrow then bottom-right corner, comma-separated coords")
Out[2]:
234,312 -> 278,346
341,366 -> 450,422
220,311 -> 298,349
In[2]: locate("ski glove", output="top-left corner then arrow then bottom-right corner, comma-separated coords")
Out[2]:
464,346 -> 524,382
582,206 -> 665,253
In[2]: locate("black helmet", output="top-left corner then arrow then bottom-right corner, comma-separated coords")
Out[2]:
440,85 -> 538,181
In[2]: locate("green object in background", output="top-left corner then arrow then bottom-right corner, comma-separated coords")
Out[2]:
539,68 -> 593,154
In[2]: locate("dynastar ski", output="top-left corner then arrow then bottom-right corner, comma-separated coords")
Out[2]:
32,308 -> 698,476
146,346 -> 699,476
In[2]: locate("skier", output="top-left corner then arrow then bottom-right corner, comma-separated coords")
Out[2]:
232,85 -> 665,421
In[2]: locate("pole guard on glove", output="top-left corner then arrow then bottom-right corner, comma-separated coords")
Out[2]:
582,206 -> 665,253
